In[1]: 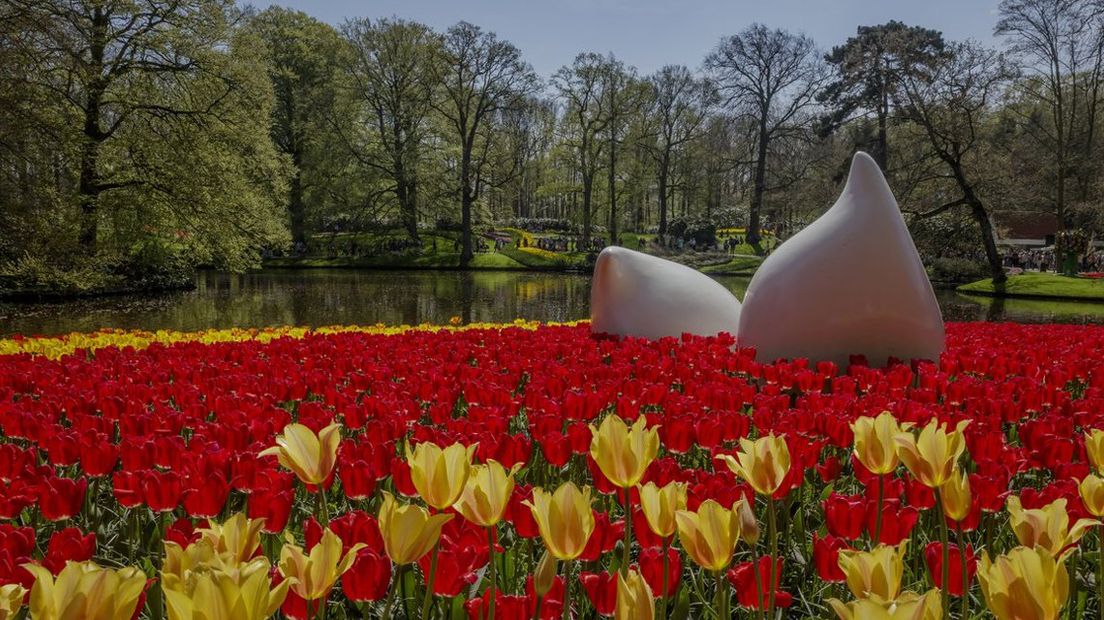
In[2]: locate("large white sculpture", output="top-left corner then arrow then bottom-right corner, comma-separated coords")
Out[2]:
737,151 -> 945,366
590,246 -> 742,340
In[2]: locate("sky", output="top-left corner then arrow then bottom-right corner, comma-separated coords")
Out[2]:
246,0 -> 1004,77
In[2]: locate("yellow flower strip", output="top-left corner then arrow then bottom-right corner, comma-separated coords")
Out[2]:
0,319 -> 584,360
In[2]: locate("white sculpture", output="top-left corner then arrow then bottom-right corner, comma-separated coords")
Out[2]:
737,151 -> 945,367
590,246 -> 742,340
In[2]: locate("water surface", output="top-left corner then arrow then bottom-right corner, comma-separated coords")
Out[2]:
2,269 -> 1103,337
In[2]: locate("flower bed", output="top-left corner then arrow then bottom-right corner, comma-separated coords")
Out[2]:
0,321 -> 1102,618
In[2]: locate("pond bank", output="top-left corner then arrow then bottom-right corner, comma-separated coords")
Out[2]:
958,272 -> 1104,303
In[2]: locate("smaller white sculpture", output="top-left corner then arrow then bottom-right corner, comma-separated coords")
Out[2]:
737,151 -> 945,367
590,247 -> 741,340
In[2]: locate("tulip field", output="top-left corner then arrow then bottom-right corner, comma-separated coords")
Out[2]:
3,320 -> 1104,618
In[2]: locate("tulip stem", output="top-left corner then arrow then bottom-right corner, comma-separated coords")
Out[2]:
936,489 -> 950,619
660,538 -> 670,619
622,487 -> 632,576
488,526 -> 497,620
957,524 -> 969,620
318,485 -> 329,527
873,474 -> 885,546
421,542 -> 439,620
562,561 -> 574,620
715,570 -> 729,620
751,542 -> 764,620
767,497 -> 778,619
382,564 -> 401,620
1098,530 -> 1104,620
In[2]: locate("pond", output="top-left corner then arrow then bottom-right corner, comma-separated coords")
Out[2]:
2,269 -> 1104,337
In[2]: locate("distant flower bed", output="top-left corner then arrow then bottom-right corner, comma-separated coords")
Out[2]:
0,321 -> 1102,618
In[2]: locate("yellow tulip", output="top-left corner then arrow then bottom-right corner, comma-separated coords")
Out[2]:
716,435 -> 791,496
278,528 -> 365,601
977,546 -> 1070,620
638,481 -> 687,538
533,550 -> 557,598
735,493 -> 761,545
164,558 -> 291,620
940,468 -> 971,522
837,542 -> 908,601
674,499 -> 743,572
406,441 -> 477,510
1079,473 -> 1104,517
378,491 -> 454,565
828,590 -> 942,620
615,569 -> 655,620
25,561 -> 147,620
524,482 -> 596,561
852,412 -> 912,475
195,512 -> 266,565
1006,496 -> 1097,555
893,419 -> 969,488
453,459 -> 520,527
589,415 -> 660,488
0,584 -> 24,620
1086,429 -> 1104,474
258,422 -> 342,486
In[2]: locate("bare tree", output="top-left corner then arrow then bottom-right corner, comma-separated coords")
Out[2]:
554,53 -> 610,247
897,41 -> 1016,284
599,55 -> 645,245
996,0 -> 1104,224
706,24 -> 826,252
645,65 -> 714,237
435,22 -> 537,266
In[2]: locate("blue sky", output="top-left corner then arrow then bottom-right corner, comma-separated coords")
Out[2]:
247,0 -> 1002,76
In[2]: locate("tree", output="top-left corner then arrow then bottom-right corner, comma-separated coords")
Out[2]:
897,41 -> 1016,284
435,22 -> 537,266
6,0 -> 288,268
706,24 -> 825,251
599,55 -> 645,245
554,53 -> 610,246
819,21 -> 947,170
646,65 -> 713,237
344,18 -> 442,242
250,7 -> 346,246
996,0 -> 1104,226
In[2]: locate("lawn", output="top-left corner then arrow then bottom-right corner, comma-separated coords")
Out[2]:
957,272 -> 1104,301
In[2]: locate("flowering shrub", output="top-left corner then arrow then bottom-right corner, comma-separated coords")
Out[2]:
0,321 -> 1103,618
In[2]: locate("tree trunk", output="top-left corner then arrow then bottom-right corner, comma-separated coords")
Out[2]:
78,7 -> 109,252
460,147 -> 474,267
289,148 -> 306,245
581,173 -> 594,247
876,86 -> 889,171
971,200 -> 1006,285
608,133 -> 618,245
748,116 -> 769,253
657,150 -> 670,236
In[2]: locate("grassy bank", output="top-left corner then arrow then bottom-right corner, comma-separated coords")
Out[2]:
958,272 -> 1104,301
264,229 -> 765,275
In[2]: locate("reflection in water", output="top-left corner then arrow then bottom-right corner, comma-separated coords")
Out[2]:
1,269 -> 1104,336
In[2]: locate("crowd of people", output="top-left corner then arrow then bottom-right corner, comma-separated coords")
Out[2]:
1002,247 -> 1104,273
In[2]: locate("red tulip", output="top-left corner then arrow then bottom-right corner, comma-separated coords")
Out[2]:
579,571 -> 617,616
824,493 -> 867,541
813,533 -> 849,583
726,556 -> 792,610
38,477 -> 86,521
343,548 -> 392,602
924,542 -> 977,596
42,527 -> 95,573
639,545 -> 681,597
